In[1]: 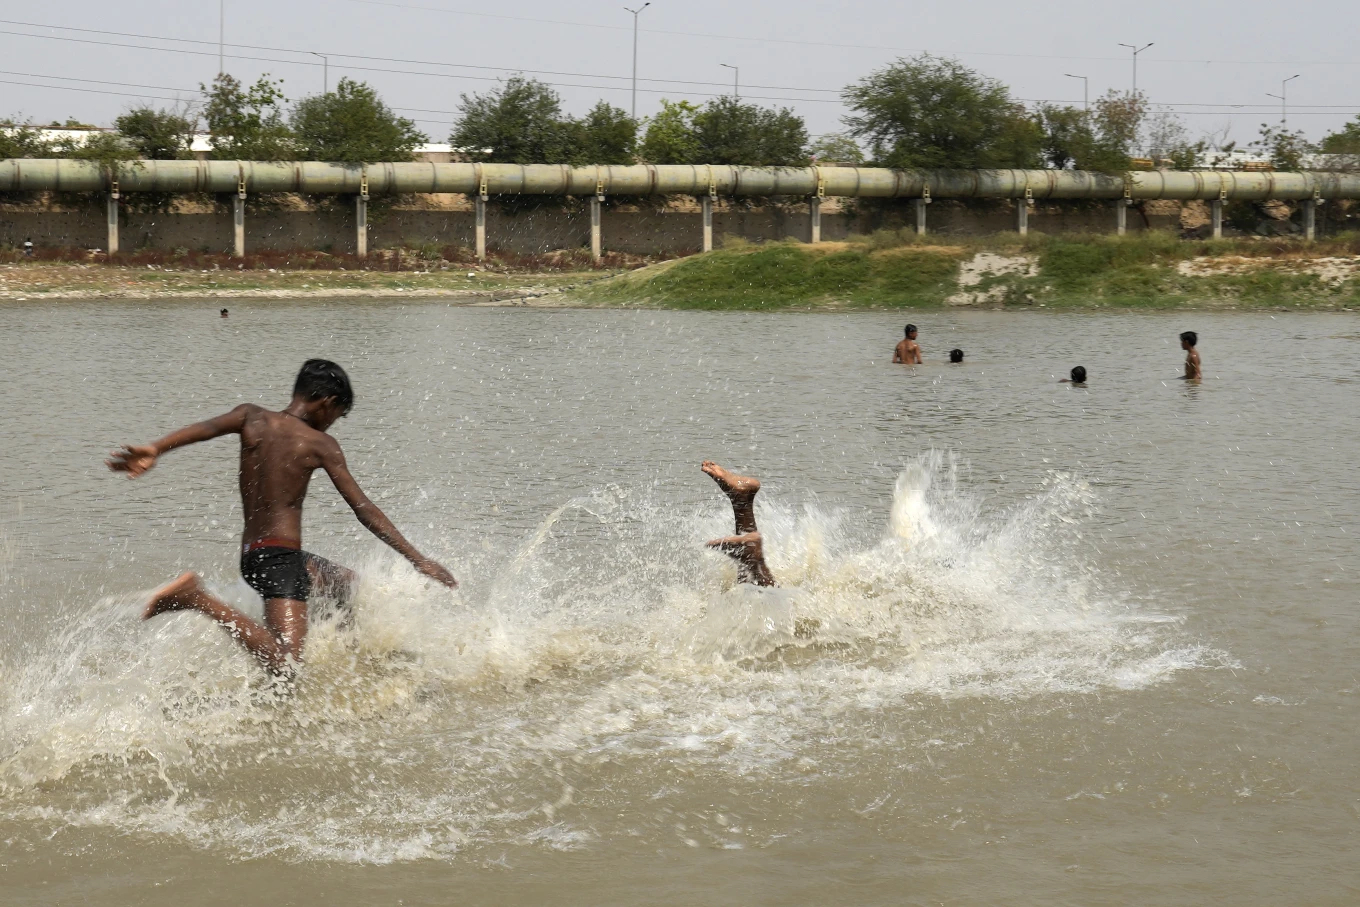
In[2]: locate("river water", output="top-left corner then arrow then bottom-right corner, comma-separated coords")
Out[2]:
0,301 -> 1357,904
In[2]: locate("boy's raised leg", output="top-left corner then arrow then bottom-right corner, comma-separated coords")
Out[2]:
701,462 -> 777,587
145,572 -> 307,675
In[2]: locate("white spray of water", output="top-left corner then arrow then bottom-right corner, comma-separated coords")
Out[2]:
0,452 -> 1228,863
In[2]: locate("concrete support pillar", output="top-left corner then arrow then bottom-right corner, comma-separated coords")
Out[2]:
1210,199 -> 1223,239
1115,199 -> 1128,236
809,196 -> 821,244
106,192 -> 119,255
701,195 -> 714,252
1302,198 -> 1317,241
590,195 -> 603,263
474,194 -> 487,261
355,194 -> 368,257
914,198 -> 929,235
233,194 -> 246,258
1015,198 -> 1029,235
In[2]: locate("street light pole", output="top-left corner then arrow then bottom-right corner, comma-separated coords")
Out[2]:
624,3 -> 651,119
218,0 -> 225,75
1269,73 -> 1301,126
310,52 -> 329,93
720,63 -> 739,100
1064,73 -> 1088,111
1118,42 -> 1153,93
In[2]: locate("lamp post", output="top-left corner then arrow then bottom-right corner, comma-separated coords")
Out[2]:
310,52 -> 329,93
1064,73 -> 1088,111
720,63 -> 739,100
1266,74 -> 1301,126
218,0 -> 225,74
1118,42 -> 1153,93
624,3 -> 651,119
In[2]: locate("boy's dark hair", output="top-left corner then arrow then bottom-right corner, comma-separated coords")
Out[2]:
949,348 -> 964,363
1180,331 -> 1197,346
294,359 -> 354,412
1071,366 -> 1087,383
905,324 -> 917,336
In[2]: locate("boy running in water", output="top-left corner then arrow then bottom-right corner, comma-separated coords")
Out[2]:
108,359 -> 457,676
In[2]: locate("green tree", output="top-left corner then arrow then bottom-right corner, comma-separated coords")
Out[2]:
639,100 -> 701,164
291,78 -> 425,162
202,73 -> 295,160
842,54 -> 1041,169
690,96 -> 808,166
450,76 -> 578,163
1320,116 -> 1360,154
0,121 -> 53,158
1090,90 -> 1145,166
1252,122 -> 1312,171
809,133 -> 864,165
115,105 -> 197,160
572,101 -> 637,164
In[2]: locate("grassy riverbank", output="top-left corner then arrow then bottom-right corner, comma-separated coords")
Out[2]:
579,231 -> 1360,310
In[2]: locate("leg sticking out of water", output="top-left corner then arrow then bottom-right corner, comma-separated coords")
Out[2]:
701,461 -> 776,587
144,572 -> 308,677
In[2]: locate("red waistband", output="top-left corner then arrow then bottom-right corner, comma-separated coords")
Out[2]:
242,536 -> 302,554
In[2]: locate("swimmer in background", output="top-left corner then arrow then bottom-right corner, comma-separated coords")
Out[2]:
701,461 -> 776,586
893,324 -> 922,364
1180,331 -> 1201,381
949,348 -> 964,364
107,359 -> 457,677
220,308 -> 229,318
1061,366 -> 1087,384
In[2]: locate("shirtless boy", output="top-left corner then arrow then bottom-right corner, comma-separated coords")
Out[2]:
701,461 -> 776,586
107,359 -> 457,676
893,325 -> 922,364
1180,331 -> 1202,381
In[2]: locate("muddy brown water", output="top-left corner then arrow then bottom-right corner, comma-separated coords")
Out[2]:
1,301 -> 1357,905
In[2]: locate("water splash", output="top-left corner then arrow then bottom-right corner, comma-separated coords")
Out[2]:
0,452 -> 1226,862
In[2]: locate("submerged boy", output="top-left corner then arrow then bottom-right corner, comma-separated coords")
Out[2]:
107,359 -> 457,676
701,461 -> 776,587
893,325 -> 923,364
1180,331 -> 1202,381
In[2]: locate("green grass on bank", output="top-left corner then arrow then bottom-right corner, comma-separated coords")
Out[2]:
580,230 -> 1360,310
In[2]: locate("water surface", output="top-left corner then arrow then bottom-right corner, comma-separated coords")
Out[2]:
1,302 -> 1357,905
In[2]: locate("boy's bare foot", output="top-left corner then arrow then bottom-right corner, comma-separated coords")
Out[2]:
701,461 -> 761,501
144,571 -> 202,620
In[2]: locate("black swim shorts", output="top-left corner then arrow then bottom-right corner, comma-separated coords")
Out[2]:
240,544 -> 313,602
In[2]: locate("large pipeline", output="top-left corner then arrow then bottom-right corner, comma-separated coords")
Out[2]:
3,159 -> 1360,200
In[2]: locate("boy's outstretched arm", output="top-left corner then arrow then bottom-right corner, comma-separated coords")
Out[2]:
107,405 -> 252,477
322,442 -> 458,588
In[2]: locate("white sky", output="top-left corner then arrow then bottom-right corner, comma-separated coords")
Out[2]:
1,0 -> 1356,147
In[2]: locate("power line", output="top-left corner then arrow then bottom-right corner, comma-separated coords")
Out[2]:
340,0 -> 1360,67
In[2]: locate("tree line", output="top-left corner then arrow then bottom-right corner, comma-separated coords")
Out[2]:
3,55 -> 1358,171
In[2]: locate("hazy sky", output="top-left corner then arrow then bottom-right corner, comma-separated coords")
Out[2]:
2,0 -> 1356,147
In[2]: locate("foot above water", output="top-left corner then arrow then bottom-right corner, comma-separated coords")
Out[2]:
143,571 -> 202,620
701,461 -> 761,499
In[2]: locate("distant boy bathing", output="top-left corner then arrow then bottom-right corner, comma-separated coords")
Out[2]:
1180,331 -> 1201,381
893,325 -> 922,364
108,359 -> 457,677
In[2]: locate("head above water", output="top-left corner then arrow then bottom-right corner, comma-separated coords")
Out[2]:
292,359 -> 354,426
1180,331 -> 1198,348
219,308 -> 228,317
1071,365 -> 1087,383
949,348 -> 964,363
905,324 -> 917,338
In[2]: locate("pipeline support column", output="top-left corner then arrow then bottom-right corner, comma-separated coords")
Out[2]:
914,197 -> 929,235
356,172 -> 369,257
233,195 -> 246,258
701,195 -> 713,252
106,185 -> 120,255
474,194 -> 487,261
1302,198 -> 1317,241
1115,199 -> 1128,236
1210,198 -> 1224,239
809,196 -> 821,244
1015,196 -> 1030,236
590,195 -> 603,263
